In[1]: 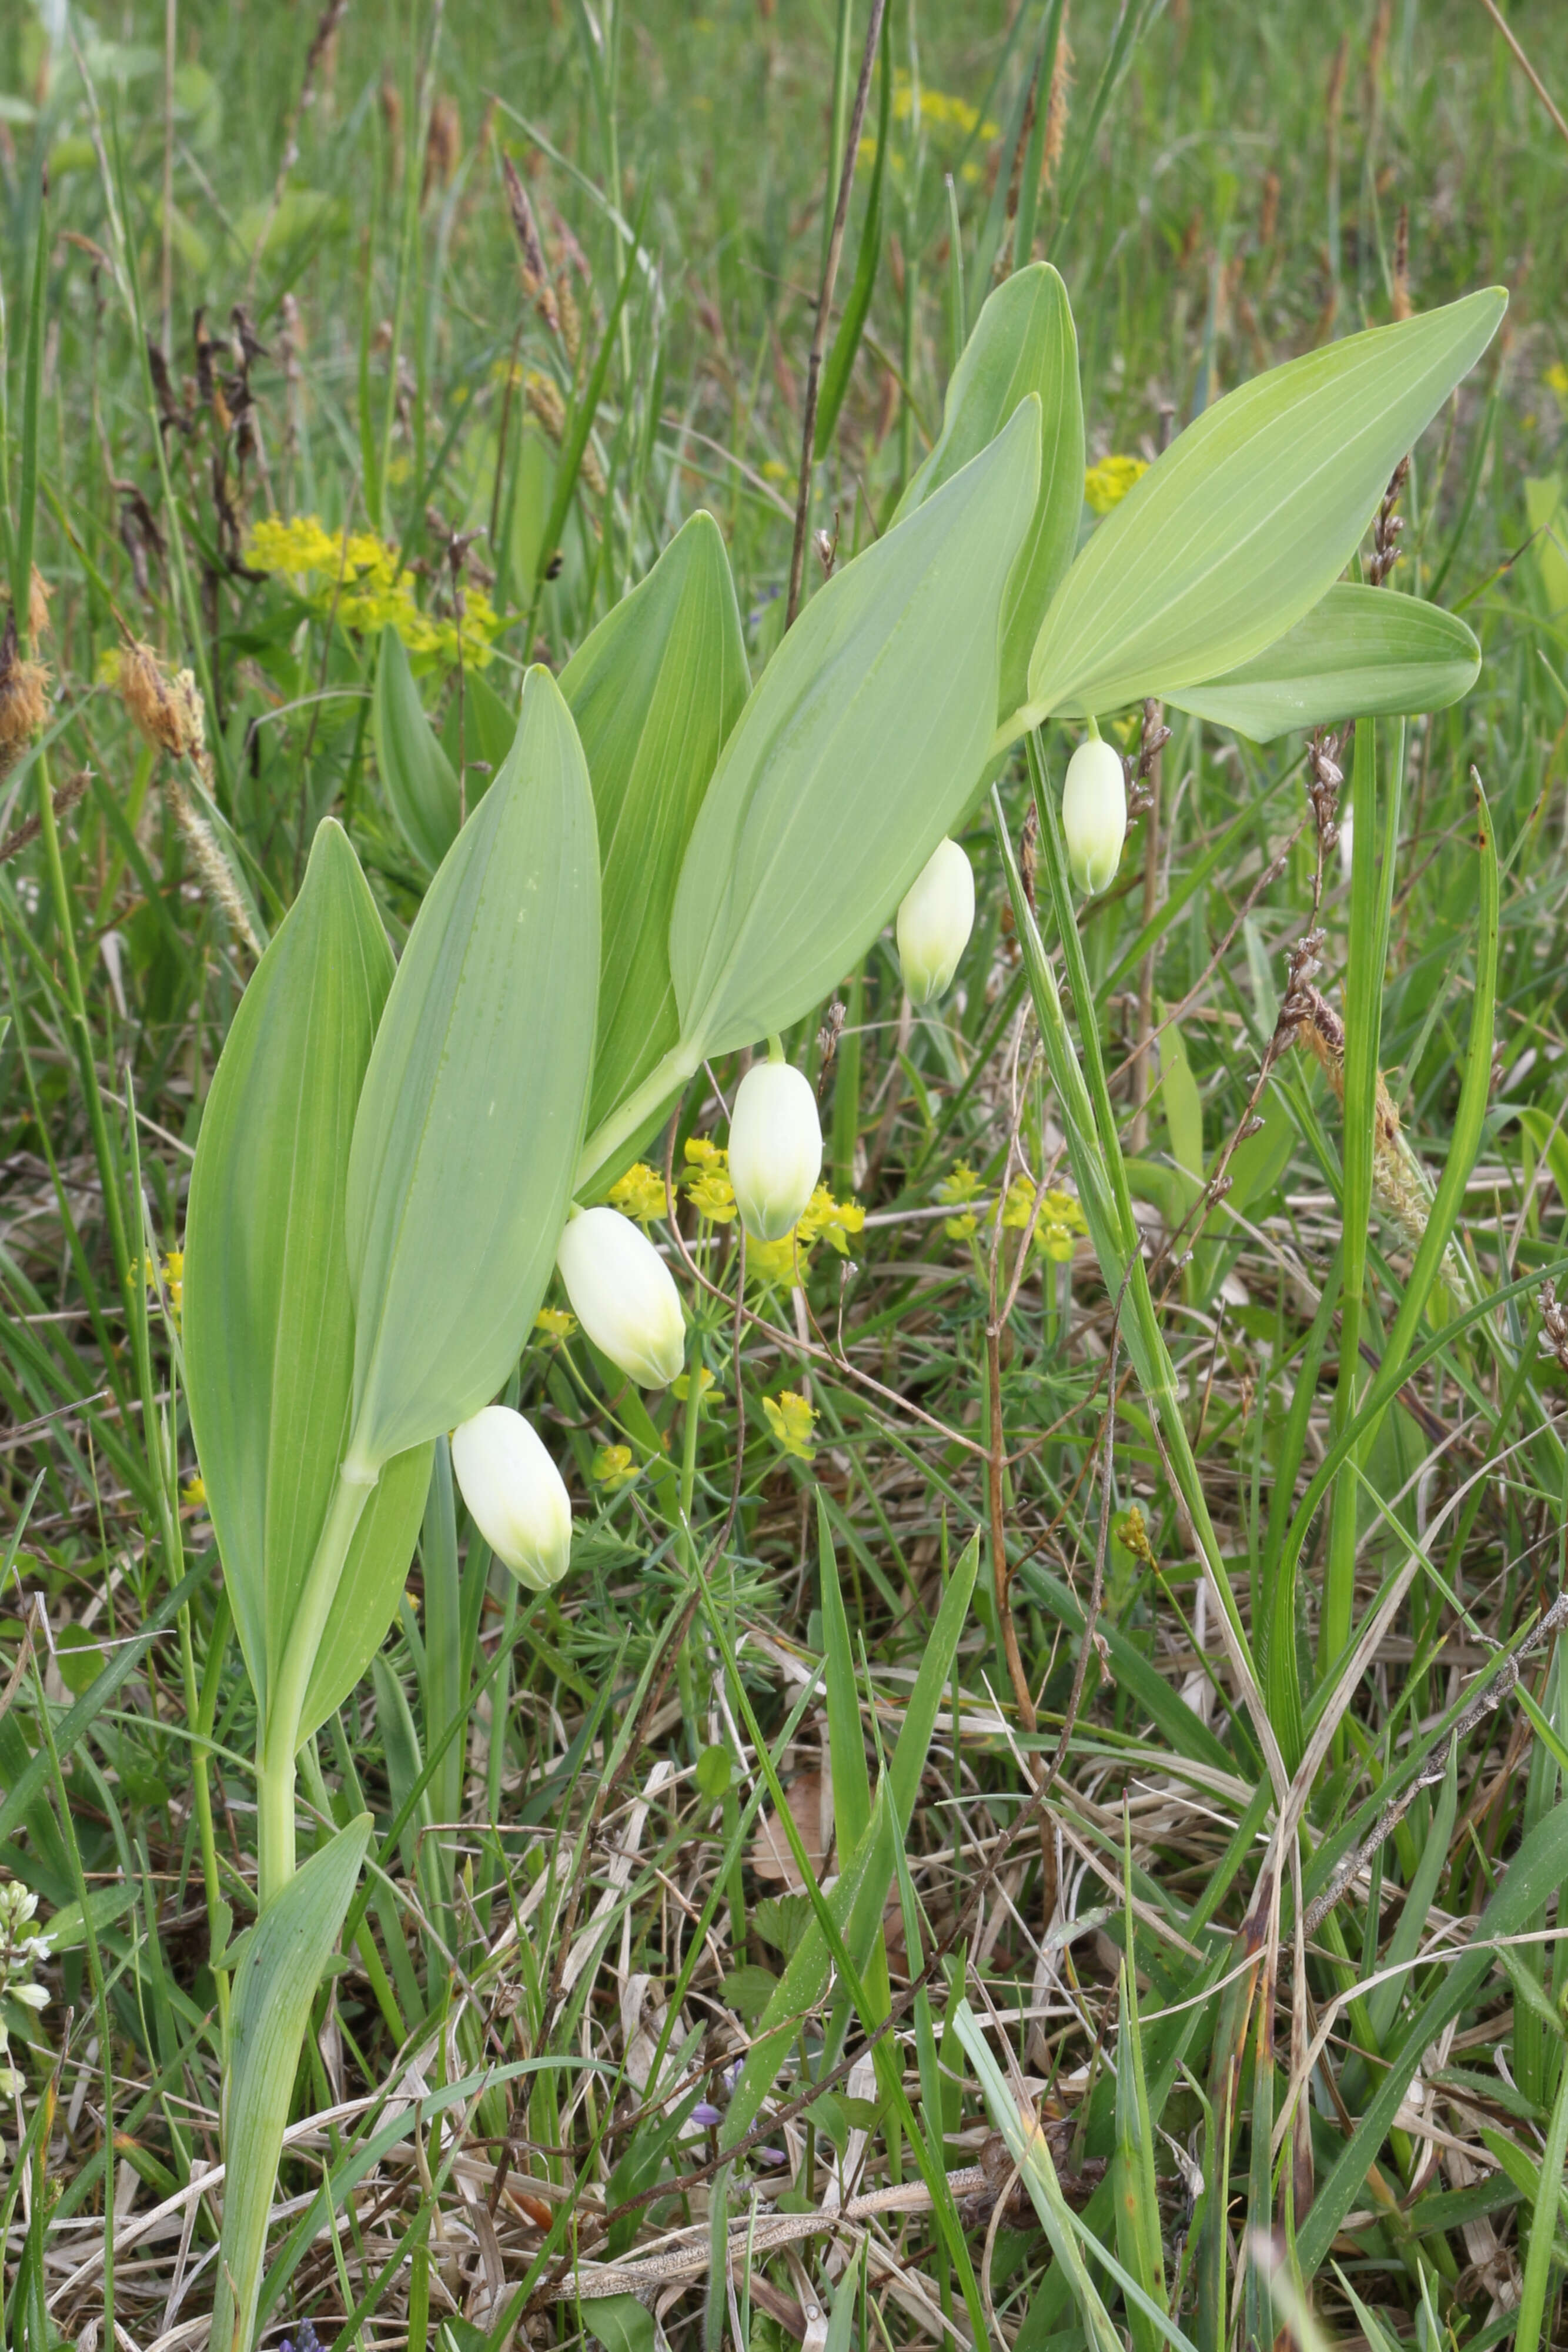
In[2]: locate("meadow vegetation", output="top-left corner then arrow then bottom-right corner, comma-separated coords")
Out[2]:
2,1 -> 1568,2347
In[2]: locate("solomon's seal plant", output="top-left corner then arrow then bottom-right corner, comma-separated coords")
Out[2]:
556,1202 -> 688,1387
727,1053 -> 825,1242
897,836 -> 976,1004
450,1405 -> 574,1587
180,261 -> 1503,2344
1061,730 -> 1129,896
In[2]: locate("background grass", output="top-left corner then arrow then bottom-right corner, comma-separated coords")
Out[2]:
2,0 -> 1568,2346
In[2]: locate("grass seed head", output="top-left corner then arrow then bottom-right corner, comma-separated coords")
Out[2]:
0,613 -> 49,770
118,639 -> 205,758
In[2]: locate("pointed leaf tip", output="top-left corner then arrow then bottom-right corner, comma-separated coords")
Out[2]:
1028,286 -> 1506,720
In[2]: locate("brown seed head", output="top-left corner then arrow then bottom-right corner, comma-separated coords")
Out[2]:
0,612 -> 49,761
26,567 -> 52,642
423,94 -> 462,202
1042,7 -> 1072,188
119,640 -> 205,759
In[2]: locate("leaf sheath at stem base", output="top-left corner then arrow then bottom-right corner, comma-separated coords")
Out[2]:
257,1463 -> 377,1906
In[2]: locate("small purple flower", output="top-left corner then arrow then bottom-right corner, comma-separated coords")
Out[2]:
757,2147 -> 787,2165
279,2326 -> 323,2352
691,2101 -> 723,2129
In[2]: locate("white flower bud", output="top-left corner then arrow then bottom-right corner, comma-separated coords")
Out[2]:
1337,806 -> 1354,882
11,1983 -> 47,2012
728,1060 -> 823,1242
451,1406 -> 572,1590
897,838 -> 975,1006
556,1205 -> 686,1388
1061,736 -> 1127,896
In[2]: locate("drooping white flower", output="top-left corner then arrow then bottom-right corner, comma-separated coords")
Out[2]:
897,837 -> 975,1006
1062,736 -> 1127,896
556,1205 -> 686,1388
727,1060 -> 823,1242
452,1405 -> 573,1590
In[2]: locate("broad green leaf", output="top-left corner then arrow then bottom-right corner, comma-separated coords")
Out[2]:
185,821 -> 429,1723
345,666 -> 600,1467
509,422 -> 556,597
560,512 -> 748,1131
1524,475 -> 1568,629
441,662 -> 516,803
671,397 -> 1041,1060
1026,288 -> 1505,721
209,1815 -> 372,2352
586,2298 -> 656,2352
1165,584 -> 1480,740
373,625 -> 460,872
1158,1021 -> 1204,1187
895,263 -> 1084,714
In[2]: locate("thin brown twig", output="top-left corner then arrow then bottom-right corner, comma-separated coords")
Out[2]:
1474,0 -> 1568,149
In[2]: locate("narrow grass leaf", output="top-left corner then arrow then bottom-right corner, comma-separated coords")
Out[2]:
373,625 -> 462,873
1299,1796 -> 1568,2274
814,7 -> 891,457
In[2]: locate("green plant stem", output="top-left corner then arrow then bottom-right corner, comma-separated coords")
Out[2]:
180,1592 -> 231,2040
258,1464 -> 378,1906
576,1038 -> 702,1194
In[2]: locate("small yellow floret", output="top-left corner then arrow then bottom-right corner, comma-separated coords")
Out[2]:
1084,455 -> 1148,516
591,1444 -> 638,1490
763,1390 -> 816,1462
608,1163 -> 668,1223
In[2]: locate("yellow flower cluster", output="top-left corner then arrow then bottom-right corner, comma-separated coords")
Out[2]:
607,1162 -> 667,1222
145,1251 -> 185,1322
680,1138 -> 864,1284
937,1160 -> 984,1241
858,76 -> 997,176
672,1365 -> 721,1404
1545,361 -> 1568,402
1084,455 -> 1149,516
763,1389 -> 816,1462
592,1444 -> 638,1491
534,1306 -> 577,1341
1001,1174 -> 1088,1262
893,79 -> 997,137
243,514 -> 503,671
